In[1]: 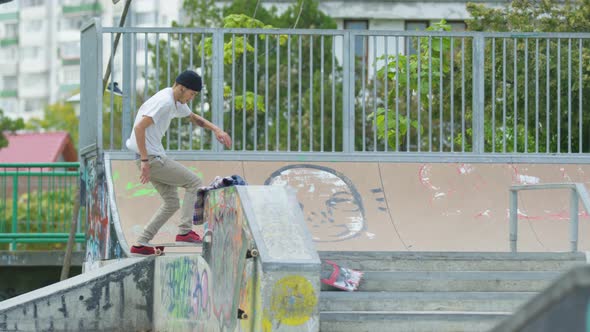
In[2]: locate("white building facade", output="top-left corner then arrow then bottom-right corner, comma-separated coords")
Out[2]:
0,0 -> 180,120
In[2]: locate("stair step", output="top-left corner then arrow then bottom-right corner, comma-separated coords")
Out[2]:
319,311 -> 510,332
320,291 -> 534,312
321,271 -> 561,292
319,251 -> 586,272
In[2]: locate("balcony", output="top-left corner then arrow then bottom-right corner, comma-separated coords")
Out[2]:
19,5 -> 46,19
0,90 -> 17,98
0,12 -> 17,21
0,64 -> 17,76
62,3 -> 101,15
0,38 -> 17,47
19,59 -> 48,73
18,83 -> 48,99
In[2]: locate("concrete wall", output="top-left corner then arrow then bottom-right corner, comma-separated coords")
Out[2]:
239,186 -> 321,331
0,257 -> 154,332
152,186 -> 321,332
492,265 -> 590,332
84,153 -> 125,272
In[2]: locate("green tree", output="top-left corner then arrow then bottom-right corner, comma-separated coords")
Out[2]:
146,0 -> 341,152
460,0 -> 590,153
369,21 -> 452,151
0,109 -> 24,149
27,102 -> 79,148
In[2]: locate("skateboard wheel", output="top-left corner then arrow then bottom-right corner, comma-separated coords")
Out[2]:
155,248 -> 163,256
250,249 -> 259,257
237,309 -> 247,320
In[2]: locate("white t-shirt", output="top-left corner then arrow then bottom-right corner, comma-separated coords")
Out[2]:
125,87 -> 191,156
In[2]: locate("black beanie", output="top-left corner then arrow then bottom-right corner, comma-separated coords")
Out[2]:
175,70 -> 202,92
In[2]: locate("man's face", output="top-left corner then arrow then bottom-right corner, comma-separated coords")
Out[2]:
179,87 -> 198,104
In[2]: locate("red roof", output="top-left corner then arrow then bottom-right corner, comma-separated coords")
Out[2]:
0,132 -> 78,163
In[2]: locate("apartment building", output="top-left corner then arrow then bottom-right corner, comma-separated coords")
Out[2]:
0,0 -> 180,120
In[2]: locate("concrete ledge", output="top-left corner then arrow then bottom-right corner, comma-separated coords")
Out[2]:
0,257 -> 153,332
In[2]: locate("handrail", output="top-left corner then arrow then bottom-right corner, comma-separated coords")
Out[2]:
509,183 -> 590,253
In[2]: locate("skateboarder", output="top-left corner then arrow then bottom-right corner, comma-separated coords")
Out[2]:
126,70 -> 232,255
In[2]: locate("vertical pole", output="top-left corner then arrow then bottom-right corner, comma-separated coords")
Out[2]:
509,189 -> 518,253
211,31 -> 225,152
61,186 -> 81,281
342,31 -> 355,153
10,174 -> 17,251
570,188 -> 579,252
472,36 -> 485,154
122,31 -> 132,145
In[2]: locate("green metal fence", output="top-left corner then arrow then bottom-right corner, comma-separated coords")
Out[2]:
0,163 -> 84,251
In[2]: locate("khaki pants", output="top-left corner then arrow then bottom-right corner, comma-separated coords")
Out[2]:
135,156 -> 202,244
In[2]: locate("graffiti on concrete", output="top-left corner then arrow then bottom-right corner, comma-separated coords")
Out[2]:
265,164 -> 367,242
160,257 -> 211,322
85,156 -> 110,265
263,275 -> 318,330
204,187 -> 249,331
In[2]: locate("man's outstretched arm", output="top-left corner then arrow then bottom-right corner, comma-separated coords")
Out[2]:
189,113 -> 232,148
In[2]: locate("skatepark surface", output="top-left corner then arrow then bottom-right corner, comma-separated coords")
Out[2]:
110,159 -> 590,253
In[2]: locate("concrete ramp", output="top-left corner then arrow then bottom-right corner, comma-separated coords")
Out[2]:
109,159 -> 590,252
0,257 -> 154,331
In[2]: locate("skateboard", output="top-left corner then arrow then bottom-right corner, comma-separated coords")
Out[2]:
321,260 -> 363,291
138,241 -> 203,256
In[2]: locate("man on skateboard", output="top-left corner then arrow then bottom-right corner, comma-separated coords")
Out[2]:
126,70 -> 232,255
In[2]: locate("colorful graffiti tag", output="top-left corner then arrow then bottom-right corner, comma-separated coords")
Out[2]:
85,155 -> 111,266
265,164 -> 368,242
204,187 -> 250,331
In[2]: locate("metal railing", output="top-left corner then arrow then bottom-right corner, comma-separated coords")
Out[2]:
0,163 -> 84,251
79,19 -> 590,160
509,183 -> 590,253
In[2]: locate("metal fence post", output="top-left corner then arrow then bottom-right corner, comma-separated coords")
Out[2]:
472,36 -> 485,154
10,174 -> 17,251
211,30 -> 225,152
570,188 -> 579,252
122,30 -> 133,148
342,31 -> 355,153
509,189 -> 518,252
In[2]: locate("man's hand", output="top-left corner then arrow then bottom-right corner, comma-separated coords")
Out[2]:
140,161 -> 150,184
215,130 -> 232,148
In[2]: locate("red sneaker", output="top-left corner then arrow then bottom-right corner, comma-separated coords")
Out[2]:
176,230 -> 203,243
130,245 -> 156,255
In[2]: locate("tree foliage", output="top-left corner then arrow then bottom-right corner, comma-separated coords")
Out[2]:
146,0 -> 340,151
26,102 -> 79,148
0,109 -> 24,149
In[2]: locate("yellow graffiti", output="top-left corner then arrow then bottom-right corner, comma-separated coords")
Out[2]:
269,275 -> 317,326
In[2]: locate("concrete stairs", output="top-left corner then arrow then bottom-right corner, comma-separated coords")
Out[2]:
318,251 -> 586,332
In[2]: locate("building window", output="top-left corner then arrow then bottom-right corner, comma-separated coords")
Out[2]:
2,76 -> 17,90
60,16 -> 91,31
21,0 -> 44,8
447,21 -> 467,32
60,41 -> 80,59
0,47 -> 17,61
21,46 -> 41,60
405,21 -> 429,55
22,73 -> 46,88
344,20 -> 368,58
0,99 -> 18,114
24,19 -> 43,33
135,12 -> 155,26
0,0 -> 17,10
2,23 -> 18,39
23,98 -> 46,112
62,66 -> 80,84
